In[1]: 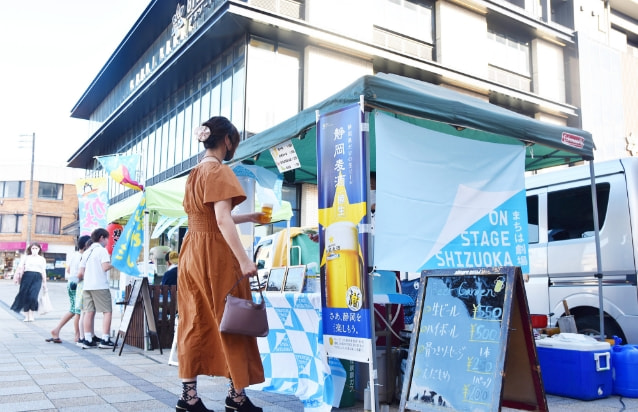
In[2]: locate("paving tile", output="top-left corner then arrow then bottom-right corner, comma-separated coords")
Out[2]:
110,399 -> 175,411
0,384 -> 42,396
0,399 -> 56,412
45,388 -> 98,399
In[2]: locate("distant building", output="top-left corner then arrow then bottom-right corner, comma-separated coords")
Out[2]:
0,163 -> 84,278
67,0 -> 638,229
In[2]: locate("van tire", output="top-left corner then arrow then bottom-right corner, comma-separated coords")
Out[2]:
575,313 -> 626,343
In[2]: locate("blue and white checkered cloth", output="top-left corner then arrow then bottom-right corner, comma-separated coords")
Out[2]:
250,292 -> 344,412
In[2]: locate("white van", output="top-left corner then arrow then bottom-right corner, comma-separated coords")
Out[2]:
525,157 -> 638,343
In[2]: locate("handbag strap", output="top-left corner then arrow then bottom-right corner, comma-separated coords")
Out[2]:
226,273 -> 265,302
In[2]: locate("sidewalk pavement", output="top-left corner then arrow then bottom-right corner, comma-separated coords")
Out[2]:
0,279 -> 637,412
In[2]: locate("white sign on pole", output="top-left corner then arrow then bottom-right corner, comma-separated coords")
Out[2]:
270,140 -> 301,173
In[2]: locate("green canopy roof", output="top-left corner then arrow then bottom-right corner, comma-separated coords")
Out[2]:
234,73 -> 594,183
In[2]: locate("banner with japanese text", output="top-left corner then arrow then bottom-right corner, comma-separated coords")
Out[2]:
75,177 -> 108,236
373,112 -> 529,274
112,192 -> 146,276
317,103 -> 373,362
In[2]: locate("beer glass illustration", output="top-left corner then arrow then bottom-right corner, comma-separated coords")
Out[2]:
325,221 -> 364,309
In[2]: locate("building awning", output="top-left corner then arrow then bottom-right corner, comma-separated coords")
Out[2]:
0,242 -> 48,252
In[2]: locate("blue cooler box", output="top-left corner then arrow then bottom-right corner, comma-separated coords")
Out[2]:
536,333 -> 612,400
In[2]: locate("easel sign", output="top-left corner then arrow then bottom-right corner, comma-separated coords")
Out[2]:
114,276 -> 162,355
399,267 -> 546,412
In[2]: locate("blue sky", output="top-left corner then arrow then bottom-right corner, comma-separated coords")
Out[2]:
0,0 -> 149,167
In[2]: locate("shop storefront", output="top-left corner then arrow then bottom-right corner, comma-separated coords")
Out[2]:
0,242 -> 66,279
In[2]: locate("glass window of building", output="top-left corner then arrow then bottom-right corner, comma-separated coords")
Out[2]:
373,0 -> 434,44
35,216 -> 61,235
245,38 -> 301,137
487,29 -> 530,76
0,214 -> 22,233
38,182 -> 63,200
1,181 -> 24,198
282,184 -> 300,228
487,28 -> 531,91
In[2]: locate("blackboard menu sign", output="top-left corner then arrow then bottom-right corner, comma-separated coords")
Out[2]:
400,267 -> 546,412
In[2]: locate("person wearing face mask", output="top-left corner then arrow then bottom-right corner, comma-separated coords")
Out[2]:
175,116 -> 266,412
11,243 -> 48,322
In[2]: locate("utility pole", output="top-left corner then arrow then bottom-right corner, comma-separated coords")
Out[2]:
21,133 -> 35,246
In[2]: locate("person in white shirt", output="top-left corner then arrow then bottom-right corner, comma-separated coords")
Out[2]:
46,235 -> 91,344
77,228 -> 114,349
10,243 -> 47,322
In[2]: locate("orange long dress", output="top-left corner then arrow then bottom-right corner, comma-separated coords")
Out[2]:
177,161 -> 265,389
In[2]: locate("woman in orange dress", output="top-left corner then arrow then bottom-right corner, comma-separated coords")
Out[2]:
177,116 -> 265,412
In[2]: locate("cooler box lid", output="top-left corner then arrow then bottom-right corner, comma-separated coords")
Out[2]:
536,333 -> 611,351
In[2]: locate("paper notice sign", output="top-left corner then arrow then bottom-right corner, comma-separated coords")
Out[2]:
270,140 -> 301,173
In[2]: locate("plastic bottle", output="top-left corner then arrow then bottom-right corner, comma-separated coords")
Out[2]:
612,336 -> 638,397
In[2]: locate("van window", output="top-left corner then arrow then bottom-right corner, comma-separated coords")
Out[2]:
527,195 -> 539,244
547,183 -> 610,242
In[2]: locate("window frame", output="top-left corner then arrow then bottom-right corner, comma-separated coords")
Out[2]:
37,182 -> 64,200
35,215 -> 62,235
0,214 -> 23,233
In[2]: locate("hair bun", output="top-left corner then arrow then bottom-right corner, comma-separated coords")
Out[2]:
194,125 -> 211,142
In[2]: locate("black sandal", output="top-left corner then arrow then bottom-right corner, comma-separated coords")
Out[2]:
176,398 -> 213,412
225,396 -> 262,412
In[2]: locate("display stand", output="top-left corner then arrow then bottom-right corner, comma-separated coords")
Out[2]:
114,277 -> 162,355
399,267 -> 546,412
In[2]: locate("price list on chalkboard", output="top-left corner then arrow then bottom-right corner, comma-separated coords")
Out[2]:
404,272 -> 509,412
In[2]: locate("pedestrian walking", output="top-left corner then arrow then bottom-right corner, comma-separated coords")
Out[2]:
10,243 -> 47,322
176,117 -> 266,412
46,235 -> 91,344
78,228 -> 115,349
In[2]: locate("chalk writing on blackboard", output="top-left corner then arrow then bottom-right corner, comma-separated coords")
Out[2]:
404,270 -> 510,411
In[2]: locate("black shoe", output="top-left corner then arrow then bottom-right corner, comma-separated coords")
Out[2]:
98,338 -> 115,349
225,396 -> 262,412
82,339 -> 97,349
176,398 -> 213,412
92,335 -> 101,344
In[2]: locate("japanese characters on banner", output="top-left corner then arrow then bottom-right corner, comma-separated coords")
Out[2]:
112,193 -> 146,277
373,112 -> 529,274
75,177 -> 108,236
317,103 -> 373,362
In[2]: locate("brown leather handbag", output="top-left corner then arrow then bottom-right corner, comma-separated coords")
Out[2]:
219,274 -> 269,337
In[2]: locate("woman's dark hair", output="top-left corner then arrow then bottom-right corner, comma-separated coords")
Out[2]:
26,242 -> 43,256
201,116 -> 240,150
90,228 -> 109,243
78,235 -> 91,251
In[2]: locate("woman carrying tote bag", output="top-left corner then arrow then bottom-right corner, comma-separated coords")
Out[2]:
11,243 -> 47,322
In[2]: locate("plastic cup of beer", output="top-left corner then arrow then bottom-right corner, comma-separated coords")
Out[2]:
260,203 -> 273,224
325,221 -> 362,308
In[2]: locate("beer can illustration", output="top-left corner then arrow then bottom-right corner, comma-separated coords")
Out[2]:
325,221 -> 364,310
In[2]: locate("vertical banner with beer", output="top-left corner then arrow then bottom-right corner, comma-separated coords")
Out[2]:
317,102 -> 373,362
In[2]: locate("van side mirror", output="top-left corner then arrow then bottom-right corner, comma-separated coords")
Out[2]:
257,260 -> 265,270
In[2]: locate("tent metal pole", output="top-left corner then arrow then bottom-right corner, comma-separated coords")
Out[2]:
143,208 -> 150,351
589,161 -> 605,341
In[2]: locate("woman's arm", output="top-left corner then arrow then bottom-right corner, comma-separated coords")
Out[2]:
232,212 -> 264,225
39,256 -> 48,288
215,199 -> 257,276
